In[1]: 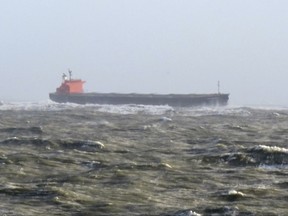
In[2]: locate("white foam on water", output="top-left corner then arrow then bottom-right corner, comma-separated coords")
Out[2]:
0,100 -> 81,111
0,100 -> 175,115
94,104 -> 174,115
228,189 -> 246,197
175,105 -> 253,117
240,104 -> 288,111
258,164 -> 288,170
254,145 -> 288,153
1,100 -> 288,117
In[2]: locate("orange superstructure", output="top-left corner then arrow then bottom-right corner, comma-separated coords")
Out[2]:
56,71 -> 85,94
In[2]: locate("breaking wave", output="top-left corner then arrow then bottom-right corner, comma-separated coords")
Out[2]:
1,100 -> 288,117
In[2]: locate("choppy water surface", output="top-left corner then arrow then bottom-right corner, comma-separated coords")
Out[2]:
0,101 -> 288,215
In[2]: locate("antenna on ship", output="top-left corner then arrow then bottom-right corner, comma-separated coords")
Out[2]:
62,73 -> 68,82
68,69 -> 72,80
218,81 -> 220,94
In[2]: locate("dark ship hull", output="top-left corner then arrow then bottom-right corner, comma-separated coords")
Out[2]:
49,92 -> 229,107
50,72 -> 229,107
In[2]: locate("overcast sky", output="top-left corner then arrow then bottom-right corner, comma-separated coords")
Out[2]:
1,0 -> 288,106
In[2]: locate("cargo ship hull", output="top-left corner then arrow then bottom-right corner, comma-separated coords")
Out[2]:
49,92 -> 229,107
49,72 -> 229,107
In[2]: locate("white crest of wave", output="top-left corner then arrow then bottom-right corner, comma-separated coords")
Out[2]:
175,105 -> 253,117
0,100 -> 175,115
0,101 -> 234,116
0,100 -> 55,111
0,100 -> 84,111
255,145 -> 288,153
94,104 -> 175,115
228,189 -> 246,197
2,101 -> 288,117
241,104 -> 288,110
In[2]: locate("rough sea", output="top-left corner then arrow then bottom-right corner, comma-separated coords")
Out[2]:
0,101 -> 288,216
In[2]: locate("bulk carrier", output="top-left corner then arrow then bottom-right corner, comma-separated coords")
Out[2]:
49,71 -> 229,107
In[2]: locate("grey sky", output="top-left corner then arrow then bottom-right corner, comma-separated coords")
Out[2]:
1,0 -> 288,106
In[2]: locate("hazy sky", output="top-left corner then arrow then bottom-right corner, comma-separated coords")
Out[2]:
1,0 -> 288,106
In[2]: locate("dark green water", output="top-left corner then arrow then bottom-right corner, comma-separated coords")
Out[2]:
0,102 -> 287,215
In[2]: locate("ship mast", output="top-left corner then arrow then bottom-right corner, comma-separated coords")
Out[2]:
218,81 -> 220,94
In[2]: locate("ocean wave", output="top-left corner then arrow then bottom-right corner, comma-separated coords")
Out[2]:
216,145 -> 288,167
0,100 -> 174,115
0,137 -> 104,152
1,100 -> 288,117
0,102 -> 287,215
251,145 -> 288,153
